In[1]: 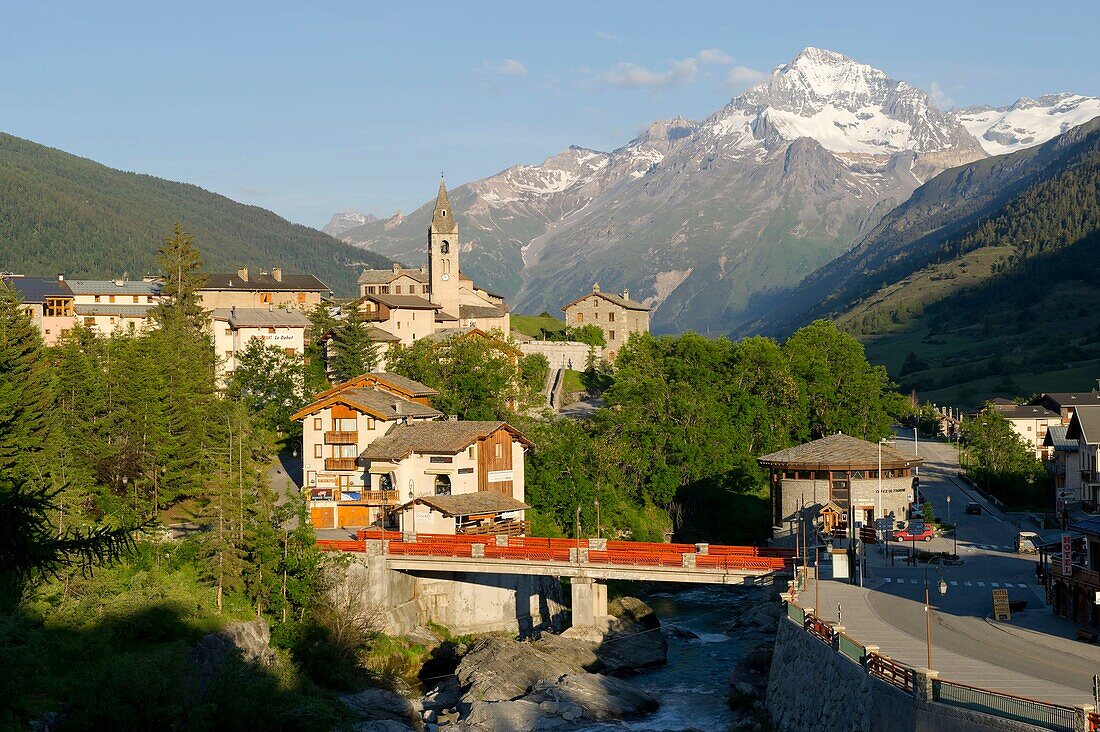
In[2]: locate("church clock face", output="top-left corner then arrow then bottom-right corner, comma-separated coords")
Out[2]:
441,274 -> 449,281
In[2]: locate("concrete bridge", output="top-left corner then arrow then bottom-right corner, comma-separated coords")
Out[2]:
318,531 -> 793,627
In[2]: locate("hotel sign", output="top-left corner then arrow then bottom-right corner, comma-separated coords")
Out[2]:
1062,534 -> 1073,577
992,588 -> 1011,621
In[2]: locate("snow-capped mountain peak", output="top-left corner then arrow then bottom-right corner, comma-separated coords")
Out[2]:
953,93 -> 1100,155
322,211 -> 377,237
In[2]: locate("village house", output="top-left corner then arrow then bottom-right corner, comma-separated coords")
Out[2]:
292,371 -> 532,533
211,306 -> 313,377
758,433 -> 923,538
2,275 -> 75,345
1066,406 -> 1100,508
67,278 -> 162,335
988,401 -> 1060,460
1045,425 -> 1083,511
352,181 -> 511,346
561,283 -> 650,362
353,292 -> 442,346
199,267 -> 330,310
1046,515 -> 1100,629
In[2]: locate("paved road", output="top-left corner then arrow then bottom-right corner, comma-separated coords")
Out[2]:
807,436 -> 1099,706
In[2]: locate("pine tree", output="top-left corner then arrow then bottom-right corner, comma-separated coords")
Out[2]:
152,223 -> 208,331
0,283 -> 55,484
328,304 -> 380,382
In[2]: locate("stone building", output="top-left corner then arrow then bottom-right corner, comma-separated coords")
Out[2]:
758,433 -> 923,537
67,279 -> 162,335
354,180 -> 511,344
561,284 -> 650,362
199,267 -> 330,310
211,306 -> 313,378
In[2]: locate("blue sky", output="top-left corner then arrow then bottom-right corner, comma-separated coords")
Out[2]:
2,1 -> 1098,228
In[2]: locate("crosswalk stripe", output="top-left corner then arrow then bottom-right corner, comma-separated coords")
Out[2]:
950,580 -> 958,586
1017,583 -> 1028,588
977,582 -> 986,587
911,579 -> 918,584
965,582 -> 972,587
991,582 -> 1000,587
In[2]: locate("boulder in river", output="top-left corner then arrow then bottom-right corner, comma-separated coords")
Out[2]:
341,687 -> 423,731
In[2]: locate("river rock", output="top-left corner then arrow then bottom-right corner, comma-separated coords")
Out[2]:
594,597 -> 668,673
665,625 -> 700,640
527,673 -> 659,721
728,641 -> 773,695
458,699 -> 574,731
341,687 -> 423,731
455,635 -> 596,702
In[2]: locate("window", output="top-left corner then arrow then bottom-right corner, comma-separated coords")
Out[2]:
83,317 -> 96,327
575,312 -> 584,323
94,295 -> 101,303
297,292 -> 306,303
225,351 -> 232,358
267,327 -> 276,334
314,444 -> 323,458
494,442 -> 503,459
313,418 -> 322,430
284,348 -> 295,356
608,312 -> 615,322
368,286 -> 376,294
609,331 -> 616,341
593,298 -> 599,307
434,475 -> 451,496
423,286 -> 429,294
44,298 -> 73,317
334,418 -> 356,432
260,292 -> 273,304
108,295 -> 115,304
394,285 -> 402,294
332,444 -> 356,458
381,286 -> 390,294
440,240 -> 450,254
469,446 -> 475,458
133,295 -> 140,303
429,456 -> 453,464
366,418 -> 376,429
147,296 -> 153,303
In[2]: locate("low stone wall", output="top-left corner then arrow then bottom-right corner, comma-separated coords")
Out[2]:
343,554 -> 566,636
519,340 -> 592,370
766,613 -> 1051,732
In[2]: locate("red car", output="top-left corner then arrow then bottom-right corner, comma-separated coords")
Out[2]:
894,524 -> 935,542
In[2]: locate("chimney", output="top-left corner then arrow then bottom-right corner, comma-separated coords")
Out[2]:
237,267 -> 249,282
592,282 -> 600,293
420,263 -> 427,274
57,273 -> 64,282
622,289 -> 629,300
394,400 -> 402,415
271,267 -> 282,282
115,279 -> 125,287
392,262 -> 401,273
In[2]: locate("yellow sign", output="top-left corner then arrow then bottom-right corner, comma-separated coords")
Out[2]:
992,588 -> 1011,621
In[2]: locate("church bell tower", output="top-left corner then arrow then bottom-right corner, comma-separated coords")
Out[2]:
428,178 -> 461,316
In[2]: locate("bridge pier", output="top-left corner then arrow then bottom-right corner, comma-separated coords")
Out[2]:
570,577 -> 609,627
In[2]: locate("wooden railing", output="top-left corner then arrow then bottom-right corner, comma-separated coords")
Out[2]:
1051,562 -> 1100,587
325,431 -> 358,444
340,490 -> 398,504
459,519 -> 530,536
324,457 -> 358,471
866,653 -> 914,694
806,613 -> 834,643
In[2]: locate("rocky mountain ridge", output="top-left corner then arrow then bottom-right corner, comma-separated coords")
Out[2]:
332,48 -> 1098,333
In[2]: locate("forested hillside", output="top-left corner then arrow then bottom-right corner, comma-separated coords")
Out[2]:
0,132 -> 390,295
749,117 -> 1100,337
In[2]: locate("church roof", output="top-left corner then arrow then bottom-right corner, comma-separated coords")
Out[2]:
357,267 -> 428,285
431,179 -> 457,234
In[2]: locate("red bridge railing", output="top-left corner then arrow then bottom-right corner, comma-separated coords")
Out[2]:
316,531 -> 794,573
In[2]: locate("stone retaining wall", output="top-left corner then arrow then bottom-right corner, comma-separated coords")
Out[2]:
766,613 -> 1051,732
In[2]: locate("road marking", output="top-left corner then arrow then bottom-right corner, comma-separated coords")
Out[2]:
965,582 -> 973,587
991,582 -> 1000,587
977,582 -> 986,587
911,579 -> 918,584
1017,583 -> 1028,588
950,580 -> 958,586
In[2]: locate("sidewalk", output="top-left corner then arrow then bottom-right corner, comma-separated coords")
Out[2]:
797,576 -> 1092,706
987,608 -> 1100,664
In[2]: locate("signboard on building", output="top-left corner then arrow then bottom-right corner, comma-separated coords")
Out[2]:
1062,534 -> 1073,577
992,588 -> 1011,621
487,470 -> 514,483
310,487 -> 333,501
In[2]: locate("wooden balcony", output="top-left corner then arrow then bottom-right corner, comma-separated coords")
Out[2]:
324,457 -> 359,471
1052,562 -> 1100,588
338,490 -> 398,505
325,431 -> 358,445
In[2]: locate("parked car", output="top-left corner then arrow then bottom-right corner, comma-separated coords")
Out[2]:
965,502 -> 982,515
895,523 -> 935,542
1016,532 -> 1041,554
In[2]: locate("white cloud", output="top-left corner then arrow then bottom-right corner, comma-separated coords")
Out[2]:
483,58 -> 528,77
596,31 -> 620,43
698,48 -> 734,65
600,58 -> 698,90
929,81 -> 953,108
726,65 -> 767,89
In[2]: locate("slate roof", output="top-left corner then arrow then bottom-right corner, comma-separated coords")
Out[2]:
66,279 -> 162,296
435,310 -> 459,322
1070,516 -> 1100,537
358,293 -> 440,310
758,433 -> 923,470
357,268 -> 428,285
1067,406 -> 1100,444
360,421 -> 531,461
366,372 -> 440,397
211,308 -> 313,328
460,304 -> 508,320
561,287 -> 651,312
204,271 -> 329,292
400,492 -> 529,517
291,386 -> 441,422
1030,392 -> 1100,411
2,276 -> 73,303
1044,425 -> 1078,451
993,404 -> 1059,420
367,326 -> 401,343
74,303 -> 156,317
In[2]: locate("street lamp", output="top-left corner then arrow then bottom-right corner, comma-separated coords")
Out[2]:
923,556 -> 949,670
947,495 -> 951,525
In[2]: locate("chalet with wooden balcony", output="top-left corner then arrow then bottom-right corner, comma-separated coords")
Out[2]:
1,275 -> 76,345
359,420 -> 532,535
291,372 -> 442,529
351,292 -> 441,346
